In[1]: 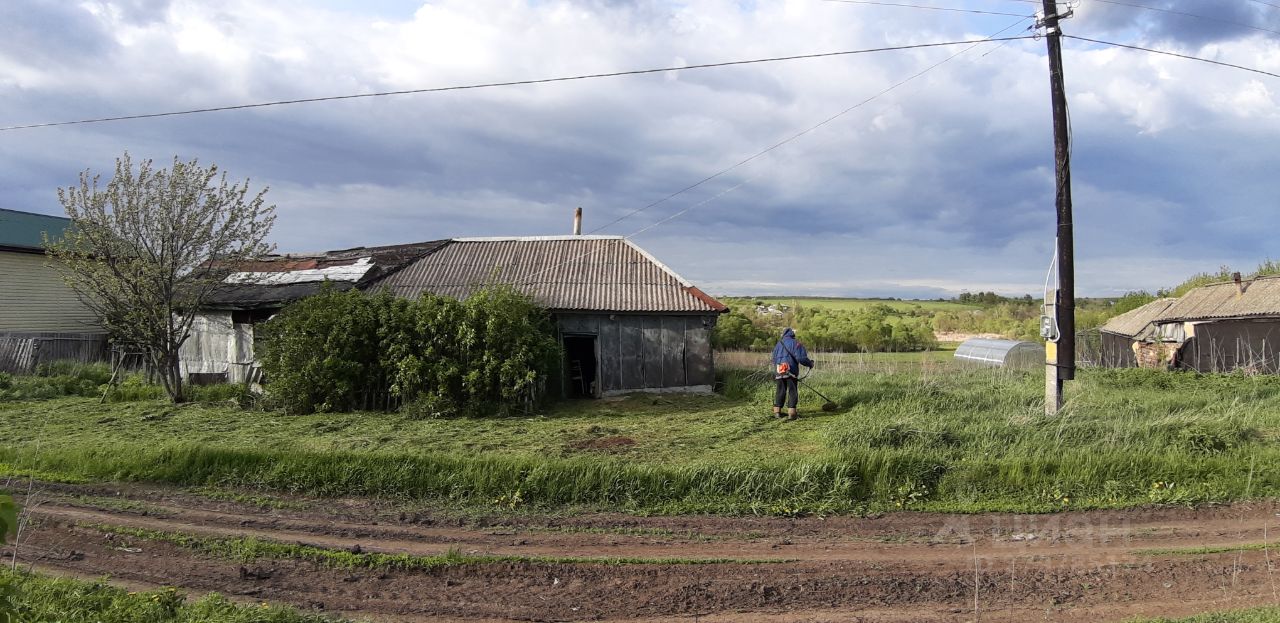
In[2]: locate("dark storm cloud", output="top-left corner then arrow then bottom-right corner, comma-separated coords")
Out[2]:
1075,0 -> 1278,47
0,2 -> 116,68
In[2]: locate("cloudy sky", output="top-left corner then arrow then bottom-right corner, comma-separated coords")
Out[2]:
3,0 -> 1278,298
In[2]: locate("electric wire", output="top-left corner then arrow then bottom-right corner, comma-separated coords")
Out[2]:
820,0 -> 1033,17
0,36 -> 1034,132
590,24 -> 1035,236
1090,0 -> 1280,37
508,18 -> 1031,287
1065,34 -> 1280,79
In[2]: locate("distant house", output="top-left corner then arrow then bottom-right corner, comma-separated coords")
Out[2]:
0,208 -> 105,372
1147,274 -> 1280,373
183,235 -> 728,396
1097,298 -> 1177,368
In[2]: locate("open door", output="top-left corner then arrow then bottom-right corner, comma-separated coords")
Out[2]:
563,334 -> 599,398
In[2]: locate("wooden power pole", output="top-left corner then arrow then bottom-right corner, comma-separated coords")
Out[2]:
1041,0 -> 1075,415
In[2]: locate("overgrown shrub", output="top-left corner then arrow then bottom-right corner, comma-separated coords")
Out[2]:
257,284 -> 560,416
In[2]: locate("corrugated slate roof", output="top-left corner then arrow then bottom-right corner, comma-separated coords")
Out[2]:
1154,276 -> 1280,322
371,236 -> 727,313
0,208 -> 71,251
1099,298 -> 1178,337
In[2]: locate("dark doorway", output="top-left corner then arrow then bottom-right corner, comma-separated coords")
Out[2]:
563,335 -> 598,398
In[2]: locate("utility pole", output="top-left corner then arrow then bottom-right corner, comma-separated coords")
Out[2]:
1040,0 -> 1075,416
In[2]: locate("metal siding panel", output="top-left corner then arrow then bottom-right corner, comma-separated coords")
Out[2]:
641,316 -> 663,388
597,315 -> 622,392
661,316 -> 685,387
684,318 -> 714,386
620,316 -> 644,390
0,252 -> 103,333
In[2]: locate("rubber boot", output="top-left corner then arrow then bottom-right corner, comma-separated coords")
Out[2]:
787,408 -> 799,421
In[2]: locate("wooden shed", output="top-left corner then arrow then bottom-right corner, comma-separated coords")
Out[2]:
1096,298 -> 1177,368
371,236 -> 728,397
1150,275 -> 1280,374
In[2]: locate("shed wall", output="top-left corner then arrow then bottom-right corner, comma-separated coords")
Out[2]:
178,312 -> 256,383
1098,332 -> 1137,368
556,313 -> 717,394
0,250 -> 102,333
1177,319 -> 1280,373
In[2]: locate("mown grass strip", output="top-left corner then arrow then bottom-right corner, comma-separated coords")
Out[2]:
1135,542 -> 1275,556
1127,605 -> 1280,622
85,523 -> 787,568
0,569 -> 341,623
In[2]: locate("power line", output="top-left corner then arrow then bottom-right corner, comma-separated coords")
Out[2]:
0,36 -> 1034,133
1065,34 -> 1280,79
820,0 -> 1033,17
1091,0 -> 1280,37
593,19 -> 1033,236
529,19 -> 1033,286
1247,0 -> 1280,11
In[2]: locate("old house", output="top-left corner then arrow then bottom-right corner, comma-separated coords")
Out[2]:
1149,274 -> 1280,373
0,208 -> 105,372
1096,298 -> 1177,368
183,236 -> 727,396
181,241 -> 447,383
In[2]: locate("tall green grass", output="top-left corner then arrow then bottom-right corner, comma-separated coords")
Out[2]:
3,366 -> 1279,514
0,360 -> 244,404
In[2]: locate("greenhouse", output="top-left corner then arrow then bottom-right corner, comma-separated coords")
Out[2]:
953,338 -> 1045,369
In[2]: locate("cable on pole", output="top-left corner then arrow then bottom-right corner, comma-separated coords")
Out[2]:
1090,0 -> 1280,37
1065,35 -> 1280,80
1,36 -> 1034,132
820,0 -> 1033,17
589,22 -> 1035,235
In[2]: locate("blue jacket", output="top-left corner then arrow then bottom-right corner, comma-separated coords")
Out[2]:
772,328 -> 814,379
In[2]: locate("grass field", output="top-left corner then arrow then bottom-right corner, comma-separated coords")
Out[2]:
3,362 -> 1279,515
0,569 -> 338,623
720,296 -> 980,313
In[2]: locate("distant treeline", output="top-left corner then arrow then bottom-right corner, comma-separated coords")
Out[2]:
714,303 -> 936,352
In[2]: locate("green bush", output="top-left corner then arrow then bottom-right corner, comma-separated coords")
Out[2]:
257,284 -> 560,416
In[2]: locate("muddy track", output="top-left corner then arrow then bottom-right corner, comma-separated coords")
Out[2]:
7,481 -> 1280,622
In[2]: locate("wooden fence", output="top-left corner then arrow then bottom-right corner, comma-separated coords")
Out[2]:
0,332 -> 109,373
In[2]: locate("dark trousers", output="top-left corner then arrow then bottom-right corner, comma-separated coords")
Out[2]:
774,377 -> 798,409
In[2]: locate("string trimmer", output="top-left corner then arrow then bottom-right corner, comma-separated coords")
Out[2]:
796,370 -> 840,412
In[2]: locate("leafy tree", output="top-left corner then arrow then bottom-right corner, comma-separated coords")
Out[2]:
1112,290 -> 1157,315
712,310 -> 770,350
46,153 -> 275,402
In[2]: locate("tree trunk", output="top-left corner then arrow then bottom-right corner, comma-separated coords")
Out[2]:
167,352 -> 185,403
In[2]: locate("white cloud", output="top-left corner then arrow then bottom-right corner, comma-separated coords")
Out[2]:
3,0 -> 1279,298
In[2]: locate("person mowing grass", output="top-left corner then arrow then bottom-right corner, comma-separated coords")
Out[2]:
772,327 -> 814,421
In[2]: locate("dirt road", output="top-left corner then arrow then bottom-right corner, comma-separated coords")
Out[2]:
7,481 -> 1280,622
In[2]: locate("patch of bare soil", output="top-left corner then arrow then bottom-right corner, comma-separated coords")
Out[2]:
8,481 -> 1280,622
